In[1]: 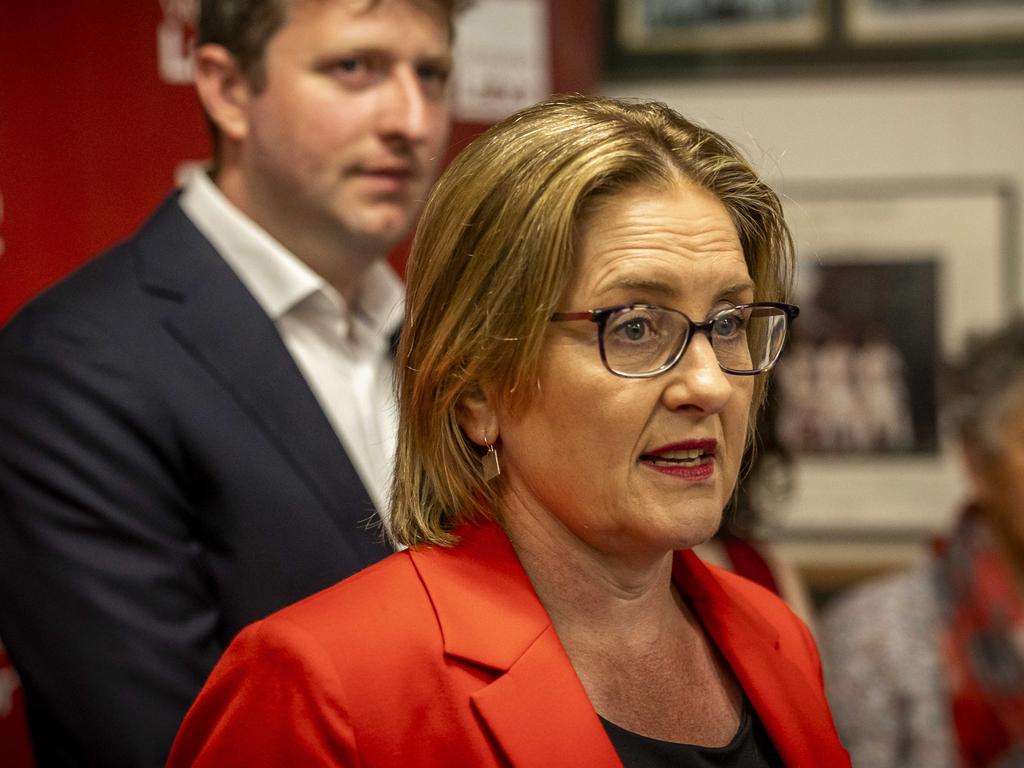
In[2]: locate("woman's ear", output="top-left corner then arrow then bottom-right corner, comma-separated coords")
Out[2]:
456,383 -> 500,448
192,44 -> 253,143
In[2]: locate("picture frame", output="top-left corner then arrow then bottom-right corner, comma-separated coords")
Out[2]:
772,177 -> 1019,542
844,0 -> 1024,46
615,0 -> 829,53
603,0 -> 1024,78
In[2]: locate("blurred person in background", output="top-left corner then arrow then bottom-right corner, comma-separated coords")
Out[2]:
820,316 -> 1024,767
0,0 -> 456,764
696,391 -> 816,630
168,94 -> 848,767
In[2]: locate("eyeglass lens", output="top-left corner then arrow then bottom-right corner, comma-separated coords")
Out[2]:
602,306 -> 789,376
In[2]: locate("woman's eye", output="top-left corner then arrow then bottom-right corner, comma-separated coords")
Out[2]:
622,319 -> 647,341
712,313 -> 744,338
611,313 -> 658,343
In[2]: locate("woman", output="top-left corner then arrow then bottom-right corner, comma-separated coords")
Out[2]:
821,317 -> 1024,768
169,95 -> 848,767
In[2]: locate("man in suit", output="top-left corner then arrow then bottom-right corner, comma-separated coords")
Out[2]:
0,0 -> 455,764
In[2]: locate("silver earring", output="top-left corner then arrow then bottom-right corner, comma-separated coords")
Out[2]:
482,431 -> 500,482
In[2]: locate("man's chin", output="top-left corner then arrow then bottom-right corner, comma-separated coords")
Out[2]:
338,208 -> 418,255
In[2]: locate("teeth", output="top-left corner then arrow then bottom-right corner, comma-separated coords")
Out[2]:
646,448 -> 708,466
658,449 -> 703,460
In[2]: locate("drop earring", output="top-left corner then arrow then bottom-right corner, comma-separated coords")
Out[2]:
482,431 -> 501,482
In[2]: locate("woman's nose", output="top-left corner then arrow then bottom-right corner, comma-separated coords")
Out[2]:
660,332 -> 734,414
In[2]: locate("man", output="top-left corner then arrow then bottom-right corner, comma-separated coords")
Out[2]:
0,0 -> 454,764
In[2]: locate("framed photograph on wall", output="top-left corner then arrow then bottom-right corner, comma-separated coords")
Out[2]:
603,0 -> 1024,78
615,0 -> 829,53
773,178 -> 1018,540
844,0 -> 1024,45
776,258 -> 940,457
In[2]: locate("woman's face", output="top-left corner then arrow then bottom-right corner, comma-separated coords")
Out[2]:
493,182 -> 756,562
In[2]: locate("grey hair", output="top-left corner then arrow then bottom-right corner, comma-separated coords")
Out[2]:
943,315 -> 1024,456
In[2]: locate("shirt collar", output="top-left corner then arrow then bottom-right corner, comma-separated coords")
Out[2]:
178,169 -> 404,346
178,169 -> 326,321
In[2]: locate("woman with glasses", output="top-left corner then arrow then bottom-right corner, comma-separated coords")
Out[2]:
169,95 -> 849,767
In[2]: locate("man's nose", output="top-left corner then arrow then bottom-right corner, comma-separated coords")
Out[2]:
378,67 -> 431,143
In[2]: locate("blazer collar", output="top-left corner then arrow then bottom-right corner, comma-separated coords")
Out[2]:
675,550 -> 847,766
411,522 -> 844,767
130,196 -> 388,560
410,522 -> 622,767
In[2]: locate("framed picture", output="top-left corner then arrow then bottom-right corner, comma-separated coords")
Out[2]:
615,0 -> 829,53
776,259 -> 940,457
603,0 -> 1024,77
772,178 -> 1019,540
845,0 -> 1024,46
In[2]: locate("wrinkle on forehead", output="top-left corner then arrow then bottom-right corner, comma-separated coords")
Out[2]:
575,186 -> 750,304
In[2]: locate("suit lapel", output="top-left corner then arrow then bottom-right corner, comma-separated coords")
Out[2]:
132,197 -> 388,557
410,523 -> 621,768
674,551 -> 844,766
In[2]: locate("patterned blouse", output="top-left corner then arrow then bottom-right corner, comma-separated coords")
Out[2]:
818,562 -> 955,768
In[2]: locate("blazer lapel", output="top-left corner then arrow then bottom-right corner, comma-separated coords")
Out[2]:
674,551 -> 844,766
410,523 -> 621,768
132,197 -> 387,557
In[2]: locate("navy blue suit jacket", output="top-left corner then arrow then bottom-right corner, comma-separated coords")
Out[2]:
0,196 -> 392,766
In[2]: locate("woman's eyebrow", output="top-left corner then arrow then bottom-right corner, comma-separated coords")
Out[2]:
594,277 -> 679,302
594,277 -> 755,302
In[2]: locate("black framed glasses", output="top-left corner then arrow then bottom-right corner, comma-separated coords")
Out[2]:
550,302 -> 799,378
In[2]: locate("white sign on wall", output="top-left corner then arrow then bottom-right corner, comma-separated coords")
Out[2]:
158,0 -> 197,84
452,0 -> 551,123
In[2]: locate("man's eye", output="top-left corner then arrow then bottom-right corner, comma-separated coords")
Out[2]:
335,58 -> 365,74
417,64 -> 449,83
417,64 -> 450,98
327,57 -> 376,86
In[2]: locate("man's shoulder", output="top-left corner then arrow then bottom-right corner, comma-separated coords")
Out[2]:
4,194 -> 215,333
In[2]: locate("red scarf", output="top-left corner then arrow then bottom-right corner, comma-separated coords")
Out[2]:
939,508 -> 1024,767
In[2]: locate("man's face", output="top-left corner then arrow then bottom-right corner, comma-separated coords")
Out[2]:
237,0 -> 452,260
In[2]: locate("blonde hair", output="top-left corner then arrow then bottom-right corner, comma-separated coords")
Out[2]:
390,95 -> 794,547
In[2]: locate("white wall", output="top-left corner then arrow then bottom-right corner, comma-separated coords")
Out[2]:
602,71 -> 1023,304
603,72 -> 1024,193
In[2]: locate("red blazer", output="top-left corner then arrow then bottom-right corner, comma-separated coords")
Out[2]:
169,522 -> 849,767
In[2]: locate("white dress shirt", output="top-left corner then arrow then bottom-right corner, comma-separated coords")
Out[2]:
179,170 -> 402,524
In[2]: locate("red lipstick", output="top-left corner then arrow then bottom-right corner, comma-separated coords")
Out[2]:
640,439 -> 717,480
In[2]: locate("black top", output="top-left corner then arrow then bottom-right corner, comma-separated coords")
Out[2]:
599,701 -> 784,767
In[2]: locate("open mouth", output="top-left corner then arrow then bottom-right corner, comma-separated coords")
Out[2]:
639,440 -> 718,473
641,447 -> 711,467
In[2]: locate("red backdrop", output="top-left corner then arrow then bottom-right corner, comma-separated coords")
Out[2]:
0,0 -> 599,324
0,2 -> 598,763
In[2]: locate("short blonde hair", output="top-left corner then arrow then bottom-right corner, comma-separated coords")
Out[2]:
390,95 -> 794,547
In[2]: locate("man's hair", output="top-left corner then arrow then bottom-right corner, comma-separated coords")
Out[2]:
389,94 -> 796,548
196,0 -> 285,91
